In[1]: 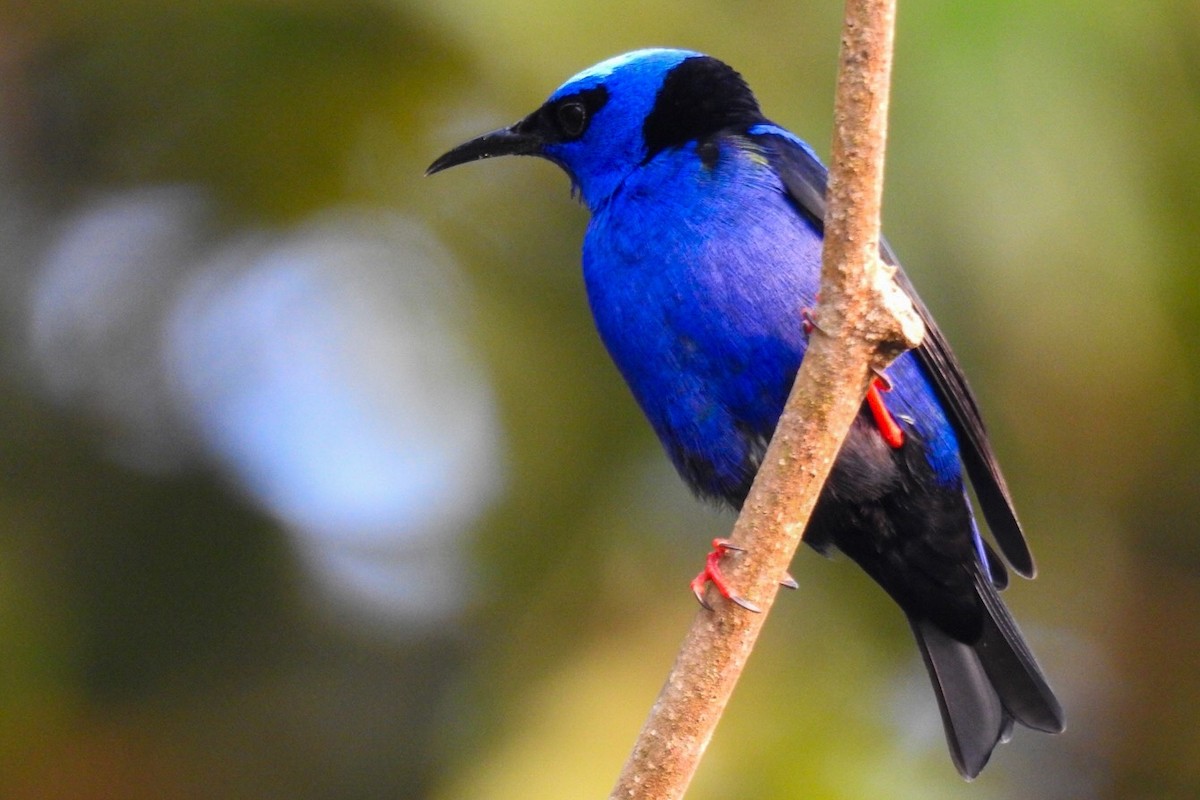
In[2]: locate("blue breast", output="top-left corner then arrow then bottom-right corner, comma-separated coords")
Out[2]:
582,136 -> 960,498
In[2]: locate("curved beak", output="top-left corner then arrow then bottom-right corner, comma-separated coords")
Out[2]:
426,119 -> 543,176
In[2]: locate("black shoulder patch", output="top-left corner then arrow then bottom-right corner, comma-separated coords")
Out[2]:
642,56 -> 766,160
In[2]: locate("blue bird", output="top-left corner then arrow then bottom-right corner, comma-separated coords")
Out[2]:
428,48 -> 1064,778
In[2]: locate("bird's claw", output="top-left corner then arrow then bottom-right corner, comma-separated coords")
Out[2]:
870,365 -> 893,392
801,292 -> 825,337
690,538 -> 761,613
801,307 -> 825,337
728,593 -> 762,613
780,573 -> 799,590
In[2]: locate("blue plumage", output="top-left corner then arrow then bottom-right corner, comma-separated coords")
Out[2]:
585,135 -> 823,497
429,48 -> 1063,778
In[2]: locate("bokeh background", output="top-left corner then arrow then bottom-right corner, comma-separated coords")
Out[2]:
0,1 -> 1196,798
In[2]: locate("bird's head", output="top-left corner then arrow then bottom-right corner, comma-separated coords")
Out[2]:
427,49 -> 766,209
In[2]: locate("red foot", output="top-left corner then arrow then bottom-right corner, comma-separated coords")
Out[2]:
690,539 -> 761,613
866,376 -> 905,449
801,293 -> 824,336
801,308 -> 819,336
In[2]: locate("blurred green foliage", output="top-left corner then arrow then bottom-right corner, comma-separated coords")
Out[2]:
0,1 -> 1197,798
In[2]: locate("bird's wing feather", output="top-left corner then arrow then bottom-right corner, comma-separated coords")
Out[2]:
747,124 -> 1034,577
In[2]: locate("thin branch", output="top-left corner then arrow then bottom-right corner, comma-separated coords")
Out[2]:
607,2 -> 922,798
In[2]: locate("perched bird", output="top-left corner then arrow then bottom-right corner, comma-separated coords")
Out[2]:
428,48 -> 1064,778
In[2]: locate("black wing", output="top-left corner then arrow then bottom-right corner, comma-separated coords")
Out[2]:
749,124 -> 1035,577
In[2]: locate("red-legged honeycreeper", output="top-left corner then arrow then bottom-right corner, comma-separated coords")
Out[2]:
428,49 -> 1064,778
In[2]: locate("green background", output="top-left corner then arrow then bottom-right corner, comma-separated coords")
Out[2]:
0,1 -> 1197,798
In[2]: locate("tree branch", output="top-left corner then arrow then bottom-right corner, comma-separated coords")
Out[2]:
607,2 -> 922,798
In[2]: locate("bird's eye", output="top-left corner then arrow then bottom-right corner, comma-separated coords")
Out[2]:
555,101 -> 588,138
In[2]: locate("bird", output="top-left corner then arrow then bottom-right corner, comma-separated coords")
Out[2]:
428,48 -> 1064,778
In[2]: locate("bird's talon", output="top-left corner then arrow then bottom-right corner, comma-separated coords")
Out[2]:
801,307 -> 825,337
780,573 -> 799,590
871,368 -> 894,392
690,572 -> 715,610
691,538 -> 756,612
731,594 -> 762,613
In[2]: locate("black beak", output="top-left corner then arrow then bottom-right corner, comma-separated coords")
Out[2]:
426,119 -> 543,176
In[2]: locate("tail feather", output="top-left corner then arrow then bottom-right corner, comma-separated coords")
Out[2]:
909,575 -> 1064,779
974,571 -> 1065,733
910,617 -> 1007,779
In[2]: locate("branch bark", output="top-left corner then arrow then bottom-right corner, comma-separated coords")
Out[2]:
607,2 -> 922,798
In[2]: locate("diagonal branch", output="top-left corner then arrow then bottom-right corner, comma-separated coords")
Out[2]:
607,2 -> 922,798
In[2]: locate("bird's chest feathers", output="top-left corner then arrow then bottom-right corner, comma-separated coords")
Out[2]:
581,141 -> 822,435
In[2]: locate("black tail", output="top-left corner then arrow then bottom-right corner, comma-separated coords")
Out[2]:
908,571 -> 1064,779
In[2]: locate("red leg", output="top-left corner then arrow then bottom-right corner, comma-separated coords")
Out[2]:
866,376 -> 905,449
690,538 -> 760,613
